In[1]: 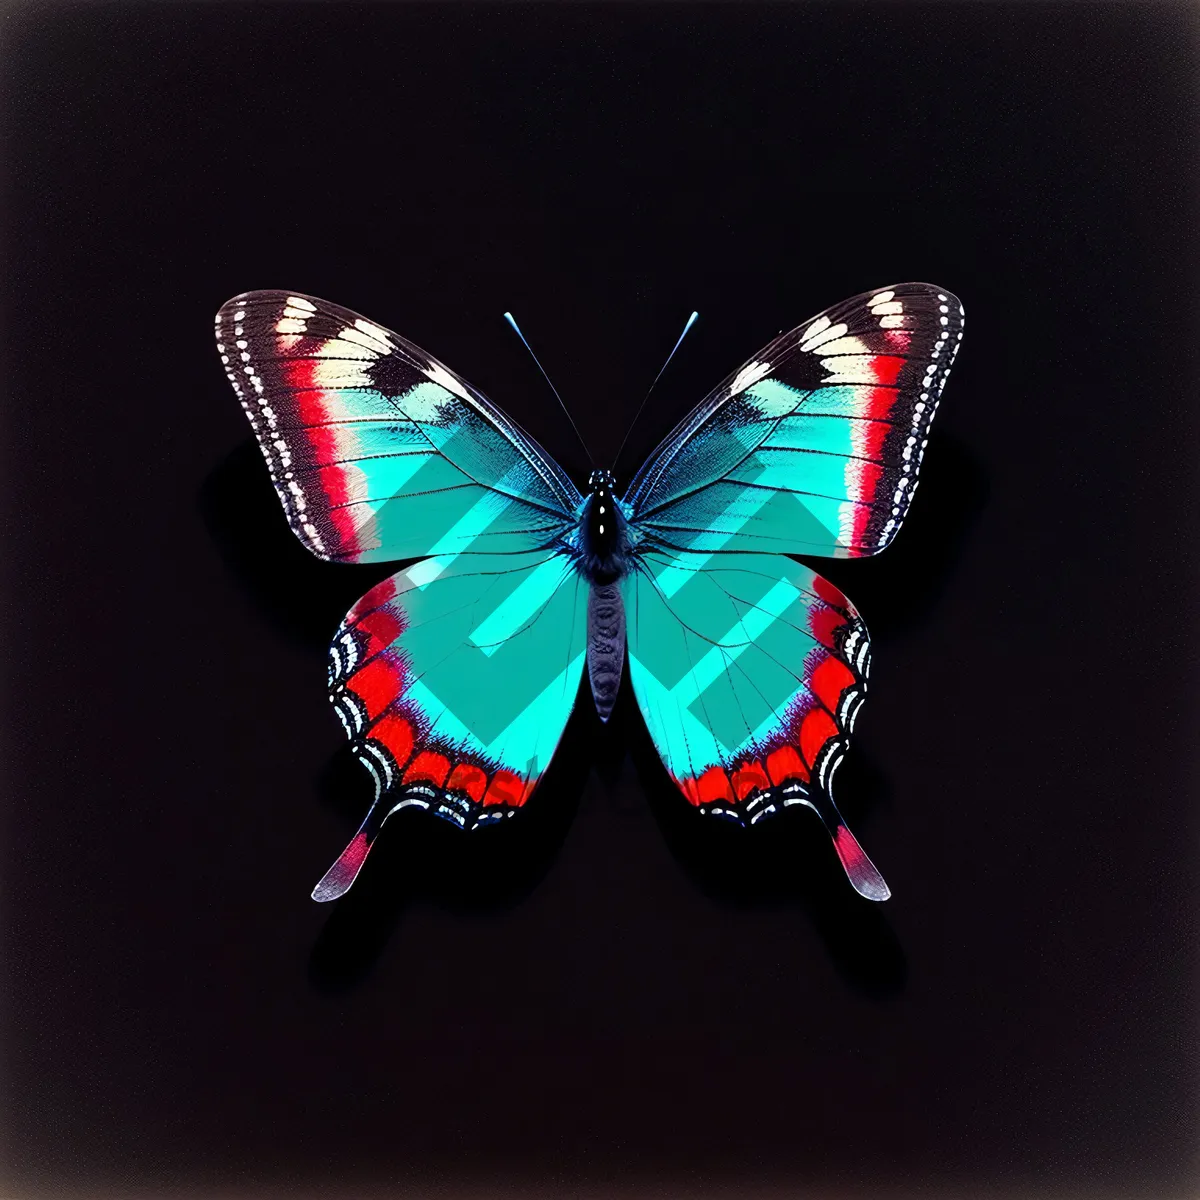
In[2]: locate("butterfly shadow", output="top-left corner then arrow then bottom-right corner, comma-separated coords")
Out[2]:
809,429 -> 990,639
305,701 -> 593,994
591,432 -> 992,1000
199,438 -> 389,649
199,431 -> 988,997
199,441 -> 592,988
607,685 -> 908,999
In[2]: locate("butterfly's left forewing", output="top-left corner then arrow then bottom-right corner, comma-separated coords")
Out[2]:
316,550 -> 588,900
216,291 -> 581,564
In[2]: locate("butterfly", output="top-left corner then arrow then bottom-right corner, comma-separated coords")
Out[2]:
215,283 -> 964,903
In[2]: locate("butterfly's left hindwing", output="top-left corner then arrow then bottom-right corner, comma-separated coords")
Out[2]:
215,291 -> 581,563
314,551 -> 587,900
623,549 -> 888,899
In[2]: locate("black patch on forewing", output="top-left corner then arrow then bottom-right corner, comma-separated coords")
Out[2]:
367,351 -> 420,400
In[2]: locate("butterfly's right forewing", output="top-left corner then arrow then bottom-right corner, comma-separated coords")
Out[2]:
623,283 -> 964,559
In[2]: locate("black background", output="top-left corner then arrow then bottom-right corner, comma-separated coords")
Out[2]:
3,4 -> 1197,1198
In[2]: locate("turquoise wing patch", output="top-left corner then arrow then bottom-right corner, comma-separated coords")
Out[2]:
623,283 -> 964,559
215,291 -> 581,563
623,549 -> 889,900
314,549 -> 588,900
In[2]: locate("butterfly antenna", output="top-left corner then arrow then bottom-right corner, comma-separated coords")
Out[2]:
503,312 -> 593,465
614,310 -> 699,472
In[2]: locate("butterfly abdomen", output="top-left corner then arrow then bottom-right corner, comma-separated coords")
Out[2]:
587,582 -> 625,722
576,469 -> 631,720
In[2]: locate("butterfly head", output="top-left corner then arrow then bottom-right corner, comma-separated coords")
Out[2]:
580,468 -> 630,584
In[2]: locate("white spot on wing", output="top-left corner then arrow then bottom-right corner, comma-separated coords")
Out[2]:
388,797 -> 431,816
340,326 -> 388,354
353,319 -> 393,351
814,335 -> 870,359
799,321 -> 849,353
423,361 -> 474,404
728,360 -> 772,397
314,337 -> 374,361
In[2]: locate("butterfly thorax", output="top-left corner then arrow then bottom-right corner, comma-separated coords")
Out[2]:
578,468 -> 632,585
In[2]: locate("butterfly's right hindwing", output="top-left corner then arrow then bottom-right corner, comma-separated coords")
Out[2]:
623,549 -> 888,899
315,550 -> 587,900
